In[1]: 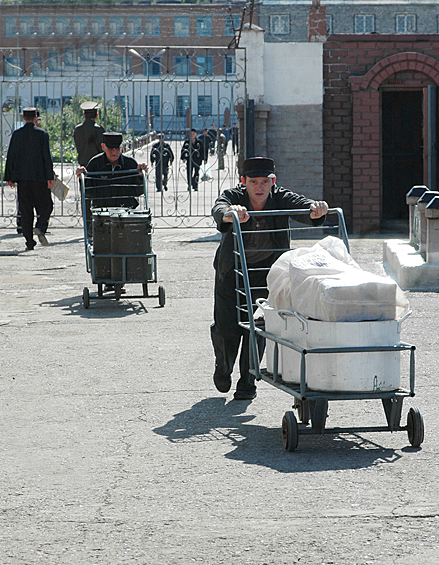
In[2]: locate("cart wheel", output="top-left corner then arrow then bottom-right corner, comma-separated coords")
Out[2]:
407,407 -> 424,448
98,283 -> 103,298
158,285 -> 166,307
282,411 -> 299,452
82,287 -> 90,309
114,284 -> 122,300
297,400 -> 310,426
142,283 -> 149,298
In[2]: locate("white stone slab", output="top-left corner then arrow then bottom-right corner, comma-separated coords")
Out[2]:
383,239 -> 439,290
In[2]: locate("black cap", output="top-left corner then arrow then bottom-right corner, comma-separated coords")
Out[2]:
103,132 -> 123,148
23,107 -> 37,119
242,157 -> 275,178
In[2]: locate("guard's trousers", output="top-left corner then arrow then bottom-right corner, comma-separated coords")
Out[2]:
17,181 -> 53,248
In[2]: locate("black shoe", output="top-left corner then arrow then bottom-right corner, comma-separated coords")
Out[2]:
234,389 -> 257,401
213,369 -> 231,393
156,188 -> 162,192
163,185 -> 168,191
25,245 -> 35,251
193,187 -> 198,191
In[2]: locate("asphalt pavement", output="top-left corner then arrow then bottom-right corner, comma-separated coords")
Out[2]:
1,226 -> 438,564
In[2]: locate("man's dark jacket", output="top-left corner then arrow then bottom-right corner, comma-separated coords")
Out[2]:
212,183 -> 325,279
74,119 -> 105,166
85,152 -> 143,208
4,122 -> 54,182
181,137 -> 204,166
150,141 -> 174,167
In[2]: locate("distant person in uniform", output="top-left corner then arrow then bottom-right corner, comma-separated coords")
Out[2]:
217,128 -> 227,170
150,133 -> 174,192
4,107 -> 55,251
74,101 -> 105,167
208,123 -> 217,156
230,122 -> 239,155
181,129 -> 204,191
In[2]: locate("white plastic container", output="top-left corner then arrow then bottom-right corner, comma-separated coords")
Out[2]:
256,299 -> 284,375
280,311 -> 404,392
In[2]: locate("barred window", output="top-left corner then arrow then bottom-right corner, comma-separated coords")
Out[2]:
127,16 -> 142,36
20,16 -> 35,36
146,95 -> 161,117
64,47 -> 76,67
5,17 -> 17,37
396,13 -> 417,33
145,16 -> 160,36
91,16 -> 106,36
225,55 -> 235,76
109,17 -> 123,36
195,56 -> 213,77
198,95 -> 212,116
32,57 -> 44,76
174,56 -> 190,76
4,57 -> 22,77
197,16 -> 212,37
354,14 -> 375,34
37,16 -> 52,36
48,52 -> 61,72
225,15 -> 241,36
270,14 -> 290,35
177,95 -> 190,117
144,57 -> 162,76
73,17 -> 88,36
55,17 -> 70,36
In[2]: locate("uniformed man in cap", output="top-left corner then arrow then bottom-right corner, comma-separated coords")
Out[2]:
4,107 -> 55,250
74,101 -> 105,167
210,157 -> 328,400
76,131 -> 148,213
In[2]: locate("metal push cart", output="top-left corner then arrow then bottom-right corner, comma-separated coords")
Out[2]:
229,207 -> 424,452
80,169 -> 165,308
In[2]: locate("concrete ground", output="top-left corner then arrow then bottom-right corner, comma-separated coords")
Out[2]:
0,226 -> 438,565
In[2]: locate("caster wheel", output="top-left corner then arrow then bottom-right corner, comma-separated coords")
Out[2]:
143,283 -> 149,297
114,284 -> 122,300
158,285 -> 165,307
83,287 -> 90,309
297,400 -> 310,426
407,407 -> 424,447
282,410 -> 299,452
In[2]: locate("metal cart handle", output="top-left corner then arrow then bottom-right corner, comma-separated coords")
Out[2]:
278,309 -> 309,333
397,310 -> 412,333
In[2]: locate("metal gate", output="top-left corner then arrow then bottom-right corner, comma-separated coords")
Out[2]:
0,47 -> 247,228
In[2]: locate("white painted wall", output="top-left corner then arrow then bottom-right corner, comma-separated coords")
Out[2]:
263,42 -> 323,106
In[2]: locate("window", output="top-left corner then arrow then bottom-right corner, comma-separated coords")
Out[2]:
96,44 -> 109,57
64,47 -> 76,67
73,17 -> 88,36
20,16 -> 35,36
48,52 -> 61,72
4,57 -> 22,77
127,16 -> 142,36
396,13 -> 417,33
91,16 -> 106,36
110,57 -> 125,76
195,56 -> 213,76
326,14 -> 333,34
225,15 -> 240,36
5,17 -> 17,37
55,17 -> 70,36
79,46 -> 93,61
198,95 -> 212,116
109,16 -> 123,36
225,54 -> 235,76
177,95 -> 190,117
144,57 -> 162,76
146,95 -> 160,117
270,14 -> 290,35
145,16 -> 160,36
37,16 -> 52,36
32,57 -> 44,76
197,16 -> 212,36
174,16 -> 190,37
174,56 -> 190,76
34,96 -> 47,110
115,95 -> 129,113
354,14 -> 375,34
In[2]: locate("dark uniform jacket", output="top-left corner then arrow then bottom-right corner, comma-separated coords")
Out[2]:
4,122 -> 54,183
212,183 -> 325,280
74,119 -> 105,166
85,152 -> 143,208
181,137 -> 204,166
150,141 -> 174,167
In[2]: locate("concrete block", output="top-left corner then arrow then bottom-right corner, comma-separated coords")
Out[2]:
383,239 -> 439,290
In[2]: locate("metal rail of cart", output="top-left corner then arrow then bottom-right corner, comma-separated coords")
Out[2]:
229,207 -> 424,452
80,169 -> 165,308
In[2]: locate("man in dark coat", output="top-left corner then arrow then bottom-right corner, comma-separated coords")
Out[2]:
230,122 -> 239,155
150,133 -> 174,192
4,107 -> 55,250
74,101 -> 105,167
211,157 -> 328,400
180,129 -> 204,191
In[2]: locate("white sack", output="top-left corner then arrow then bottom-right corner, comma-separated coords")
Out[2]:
267,236 -> 409,322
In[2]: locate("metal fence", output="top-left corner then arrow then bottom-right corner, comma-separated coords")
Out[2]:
1,48 -> 247,228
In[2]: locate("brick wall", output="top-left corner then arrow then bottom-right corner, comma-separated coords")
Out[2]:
267,104 -> 323,201
323,34 -> 439,233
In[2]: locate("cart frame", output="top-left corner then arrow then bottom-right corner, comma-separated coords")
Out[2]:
228,207 -> 424,451
80,169 -> 165,307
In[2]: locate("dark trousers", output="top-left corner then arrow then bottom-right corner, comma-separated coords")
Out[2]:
186,162 -> 201,190
17,181 -> 53,249
155,164 -> 169,191
211,257 -> 271,392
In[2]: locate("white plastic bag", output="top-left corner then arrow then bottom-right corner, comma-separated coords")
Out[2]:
267,236 -> 409,322
200,163 -> 213,182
